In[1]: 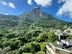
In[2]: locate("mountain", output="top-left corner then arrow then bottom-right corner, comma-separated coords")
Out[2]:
0,7 -> 72,54
19,7 -> 42,21
0,14 -> 19,28
19,7 -> 72,29
0,7 -> 72,29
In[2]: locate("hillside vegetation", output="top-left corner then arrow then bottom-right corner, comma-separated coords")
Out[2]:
0,7 -> 72,54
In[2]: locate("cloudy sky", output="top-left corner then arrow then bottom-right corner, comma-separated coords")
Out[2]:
0,0 -> 72,22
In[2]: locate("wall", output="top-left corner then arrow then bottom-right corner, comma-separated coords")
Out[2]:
61,40 -> 72,46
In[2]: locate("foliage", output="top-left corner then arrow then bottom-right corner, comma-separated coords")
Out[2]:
67,35 -> 72,39
4,33 -> 16,39
36,32 -> 48,42
0,7 -> 70,54
19,42 -> 40,53
0,26 -> 57,54
36,51 -> 45,54
22,53 -> 32,54
47,32 -> 56,42
0,14 -> 19,28
66,30 -> 71,33
40,42 -> 47,51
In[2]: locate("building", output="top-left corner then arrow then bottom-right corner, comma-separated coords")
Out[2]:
46,42 -> 72,54
46,30 -> 72,54
54,30 -> 69,40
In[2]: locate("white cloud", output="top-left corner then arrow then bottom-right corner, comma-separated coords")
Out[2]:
0,1 -> 7,5
4,13 -> 9,15
2,1 -> 7,5
34,0 -> 52,7
58,0 -> 66,3
27,0 -> 52,7
57,0 -> 72,18
28,0 -> 32,5
8,3 -> 15,8
0,1 -> 15,8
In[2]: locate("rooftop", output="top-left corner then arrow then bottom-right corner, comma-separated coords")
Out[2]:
50,42 -> 72,52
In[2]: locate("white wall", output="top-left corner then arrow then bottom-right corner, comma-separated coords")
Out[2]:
61,40 -> 72,46
56,41 -> 63,45
56,40 -> 72,46
46,44 -> 56,54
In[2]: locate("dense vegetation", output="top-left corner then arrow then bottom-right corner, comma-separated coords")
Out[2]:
0,7 -> 72,29
0,14 -> 19,28
19,8 -> 72,29
0,27 -> 56,54
0,7 -> 72,54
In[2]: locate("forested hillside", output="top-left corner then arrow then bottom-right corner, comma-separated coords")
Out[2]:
19,7 -> 72,30
0,7 -> 72,54
0,7 -> 72,29
0,14 -> 19,28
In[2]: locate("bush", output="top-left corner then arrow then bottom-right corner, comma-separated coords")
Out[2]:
7,50 -> 19,54
66,30 -> 71,33
4,33 -> 16,39
0,34 -> 4,37
36,32 -> 48,42
2,41 -> 10,47
40,42 -> 47,51
22,53 -> 32,54
29,42 -> 40,53
19,42 -> 40,53
10,40 -> 22,50
67,35 -> 72,39
36,51 -> 45,54
48,32 -> 56,42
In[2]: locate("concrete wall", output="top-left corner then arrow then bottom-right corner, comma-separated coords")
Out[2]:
56,49 -> 72,54
61,40 -> 72,46
46,43 -> 72,54
46,44 -> 56,54
56,41 -> 63,45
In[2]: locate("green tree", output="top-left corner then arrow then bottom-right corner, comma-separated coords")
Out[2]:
36,51 -> 45,54
66,30 -> 71,33
19,42 -> 40,53
36,32 -> 48,42
2,41 -> 10,47
4,33 -> 16,39
29,42 -> 40,53
67,35 -> 72,39
40,42 -> 47,51
48,32 -> 56,42
10,40 -> 22,50
7,50 -> 19,54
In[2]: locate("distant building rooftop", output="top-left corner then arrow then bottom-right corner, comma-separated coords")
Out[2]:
52,42 -> 72,51
46,42 -> 72,54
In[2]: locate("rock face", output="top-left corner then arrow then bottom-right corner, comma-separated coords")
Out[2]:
19,7 -> 72,28
19,7 -> 42,21
0,7 -> 72,28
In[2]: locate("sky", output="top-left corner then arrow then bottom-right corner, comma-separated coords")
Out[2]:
0,0 -> 72,22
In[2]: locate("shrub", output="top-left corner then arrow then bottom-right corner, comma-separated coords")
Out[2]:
36,51 -> 45,54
